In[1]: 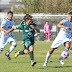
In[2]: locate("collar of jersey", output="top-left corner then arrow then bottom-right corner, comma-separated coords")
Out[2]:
7,18 -> 12,21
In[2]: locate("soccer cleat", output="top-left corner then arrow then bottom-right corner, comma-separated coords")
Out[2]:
31,61 -> 36,67
43,63 -> 47,67
5,52 -> 11,60
59,60 -> 64,65
15,51 -> 19,58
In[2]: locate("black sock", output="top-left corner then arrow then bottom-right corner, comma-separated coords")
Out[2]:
29,51 -> 34,62
19,50 -> 25,55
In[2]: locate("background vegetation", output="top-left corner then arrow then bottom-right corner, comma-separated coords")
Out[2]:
9,0 -> 72,14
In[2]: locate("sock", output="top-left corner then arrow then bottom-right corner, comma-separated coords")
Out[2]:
59,48 -> 69,60
19,50 -> 25,55
29,51 -> 34,63
8,45 -> 15,53
59,56 -> 63,61
45,52 -> 51,64
64,48 -> 69,51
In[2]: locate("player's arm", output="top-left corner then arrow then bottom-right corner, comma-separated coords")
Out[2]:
30,25 -> 40,33
0,27 -> 7,32
0,20 -> 7,32
57,23 -> 70,30
5,25 -> 23,35
18,24 -> 21,33
5,28 -> 16,35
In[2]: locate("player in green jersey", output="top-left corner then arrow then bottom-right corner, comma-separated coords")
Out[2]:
4,14 -> 40,66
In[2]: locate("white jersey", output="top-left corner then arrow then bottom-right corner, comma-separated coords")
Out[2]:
0,19 -> 16,49
51,19 -> 72,48
58,19 -> 72,39
1,19 -> 14,37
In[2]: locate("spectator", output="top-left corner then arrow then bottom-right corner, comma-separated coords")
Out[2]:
44,21 -> 51,41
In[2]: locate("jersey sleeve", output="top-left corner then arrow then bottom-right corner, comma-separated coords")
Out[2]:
15,25 -> 23,30
20,21 -> 23,25
59,19 -> 67,25
33,23 -> 39,29
20,20 -> 25,25
1,19 -> 6,27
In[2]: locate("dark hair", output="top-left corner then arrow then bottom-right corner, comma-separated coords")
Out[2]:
46,21 -> 48,22
68,12 -> 72,15
23,14 -> 32,21
7,11 -> 13,16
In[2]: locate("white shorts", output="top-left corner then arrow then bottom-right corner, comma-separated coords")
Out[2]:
0,35 -> 16,48
51,36 -> 71,48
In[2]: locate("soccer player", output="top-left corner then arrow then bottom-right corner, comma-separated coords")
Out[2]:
4,14 -> 40,66
44,21 -> 51,41
0,11 -> 17,60
43,12 -> 72,67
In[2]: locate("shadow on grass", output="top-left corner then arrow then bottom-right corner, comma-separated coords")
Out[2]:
39,66 -> 72,69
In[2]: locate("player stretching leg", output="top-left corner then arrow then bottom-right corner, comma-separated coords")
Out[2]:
0,11 -> 17,60
43,12 -> 72,67
4,14 -> 40,66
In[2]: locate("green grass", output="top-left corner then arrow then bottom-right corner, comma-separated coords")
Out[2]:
0,41 -> 72,72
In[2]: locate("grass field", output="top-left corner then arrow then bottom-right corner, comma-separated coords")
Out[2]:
0,41 -> 72,72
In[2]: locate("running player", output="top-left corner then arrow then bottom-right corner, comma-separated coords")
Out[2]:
43,11 -> 72,67
0,11 -> 17,60
4,14 -> 40,66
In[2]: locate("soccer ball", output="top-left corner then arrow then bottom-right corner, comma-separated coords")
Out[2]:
61,51 -> 69,59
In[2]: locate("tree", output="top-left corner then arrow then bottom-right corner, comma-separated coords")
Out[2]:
9,0 -> 72,14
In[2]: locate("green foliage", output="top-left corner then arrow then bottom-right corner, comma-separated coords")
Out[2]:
0,41 -> 72,72
9,0 -> 72,13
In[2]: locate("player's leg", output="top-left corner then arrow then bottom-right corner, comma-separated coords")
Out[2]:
15,45 -> 29,58
59,41 -> 71,65
48,31 -> 50,41
26,38 -> 36,66
43,37 -> 62,67
29,45 -> 36,66
0,37 -> 7,54
5,36 -> 17,60
43,48 -> 56,67
45,32 -> 48,40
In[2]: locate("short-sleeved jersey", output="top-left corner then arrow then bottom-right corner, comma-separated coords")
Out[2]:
44,24 -> 50,32
16,20 -> 38,41
58,19 -> 72,39
20,20 -> 25,25
1,19 -> 14,36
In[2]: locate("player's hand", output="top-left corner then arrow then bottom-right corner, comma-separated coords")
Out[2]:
4,31 -> 8,36
65,27 -> 71,30
30,25 -> 35,29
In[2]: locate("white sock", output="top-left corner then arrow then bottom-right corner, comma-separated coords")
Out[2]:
45,52 -> 51,64
8,45 -> 15,53
17,51 -> 19,55
31,60 -> 34,63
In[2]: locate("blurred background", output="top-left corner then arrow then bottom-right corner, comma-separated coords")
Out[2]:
0,0 -> 72,41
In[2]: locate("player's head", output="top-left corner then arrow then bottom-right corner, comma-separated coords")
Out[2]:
68,11 -> 72,22
7,11 -> 13,20
23,14 -> 32,25
46,21 -> 48,24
